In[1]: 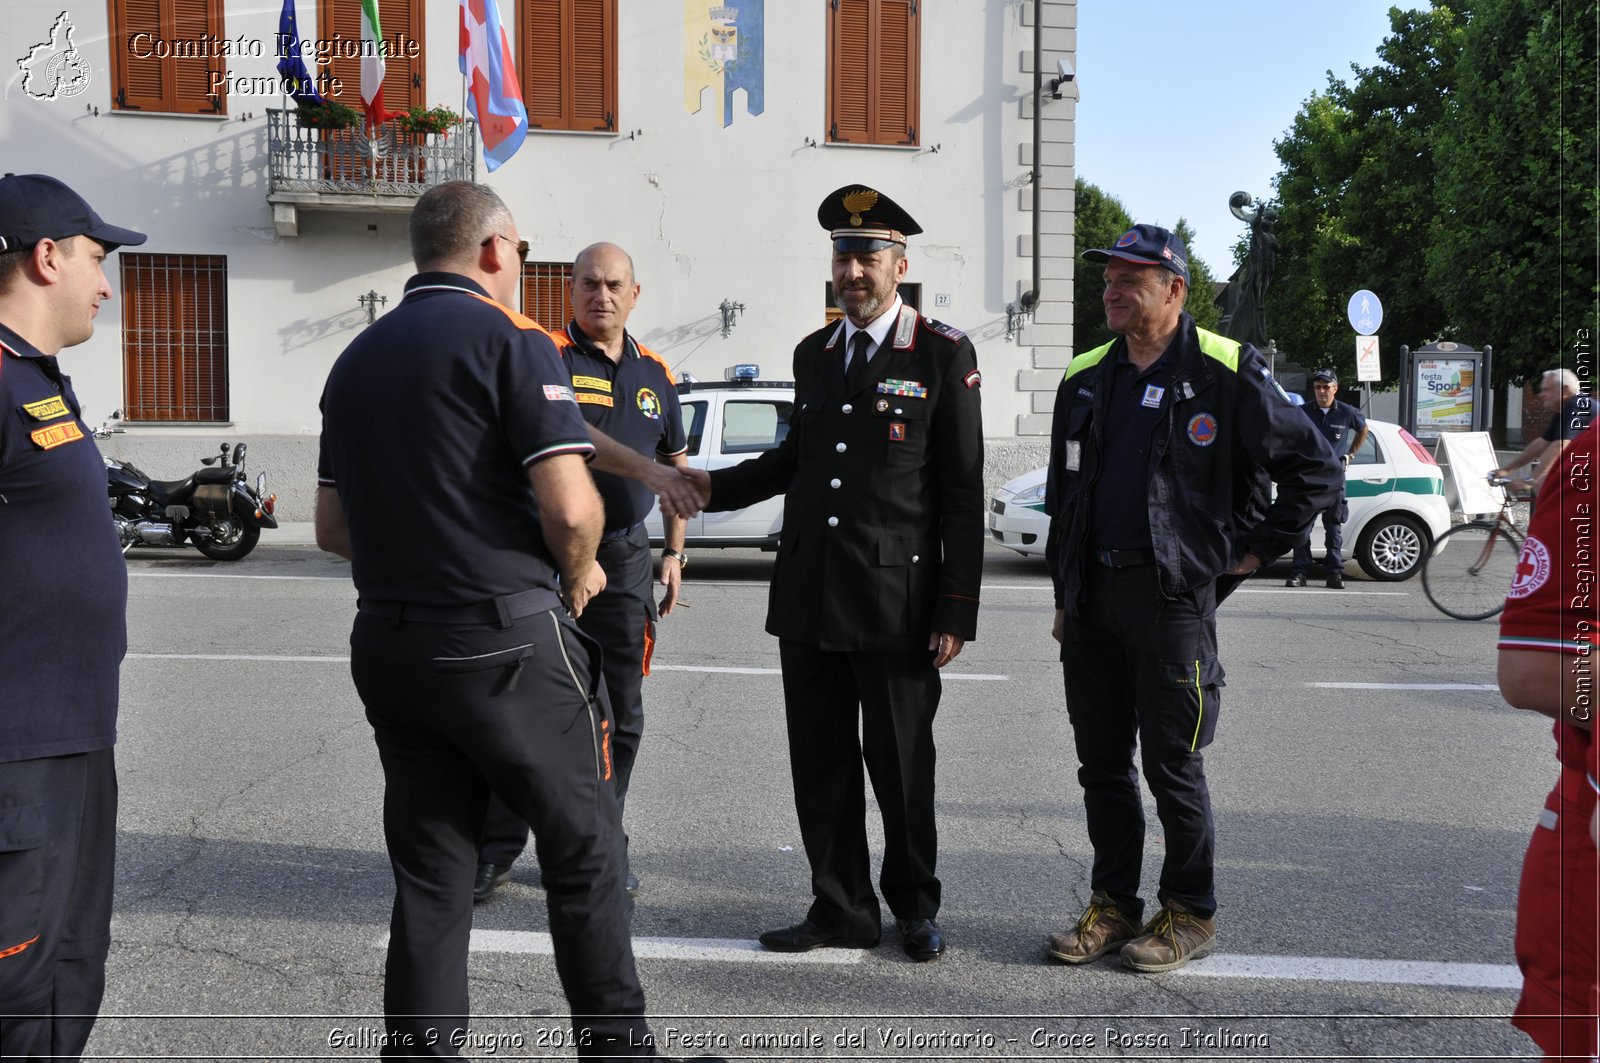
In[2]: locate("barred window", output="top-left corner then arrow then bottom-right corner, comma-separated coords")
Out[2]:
121,254 -> 229,423
522,262 -> 573,331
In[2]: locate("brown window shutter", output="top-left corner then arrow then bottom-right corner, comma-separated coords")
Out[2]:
171,0 -> 226,114
522,0 -> 568,127
110,0 -> 170,111
317,0 -> 363,108
828,0 -> 870,143
876,0 -> 917,145
380,0 -> 422,113
569,0 -> 615,131
122,254 -> 229,423
521,263 -> 573,333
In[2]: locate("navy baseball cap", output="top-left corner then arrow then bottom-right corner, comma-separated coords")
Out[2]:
1312,369 -> 1338,384
1083,223 -> 1189,284
0,173 -> 147,253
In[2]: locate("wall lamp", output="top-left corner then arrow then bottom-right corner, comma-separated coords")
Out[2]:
719,299 -> 745,337
358,289 -> 387,324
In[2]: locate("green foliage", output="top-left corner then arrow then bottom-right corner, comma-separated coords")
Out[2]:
393,105 -> 463,136
1267,4 -> 1464,384
1173,217 -> 1223,334
1427,0 -> 1598,383
293,99 -> 363,131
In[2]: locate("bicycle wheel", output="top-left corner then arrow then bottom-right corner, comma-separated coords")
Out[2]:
1422,522 -> 1523,620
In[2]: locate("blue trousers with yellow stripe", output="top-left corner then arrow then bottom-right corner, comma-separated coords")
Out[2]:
1058,563 -> 1221,920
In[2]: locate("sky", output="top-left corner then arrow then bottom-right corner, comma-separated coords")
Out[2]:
1073,0 -> 1424,276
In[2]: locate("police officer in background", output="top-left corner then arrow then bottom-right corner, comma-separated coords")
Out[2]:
685,185 -> 985,963
1285,368 -> 1367,589
475,241 -> 689,903
1043,224 -> 1339,973
316,182 -> 657,1057
0,174 -> 145,1060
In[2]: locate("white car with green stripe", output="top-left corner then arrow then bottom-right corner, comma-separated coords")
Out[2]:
987,419 -> 1450,581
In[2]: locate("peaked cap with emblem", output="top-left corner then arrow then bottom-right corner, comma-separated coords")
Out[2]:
818,184 -> 922,252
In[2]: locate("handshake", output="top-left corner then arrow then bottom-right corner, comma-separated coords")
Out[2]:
647,464 -> 712,520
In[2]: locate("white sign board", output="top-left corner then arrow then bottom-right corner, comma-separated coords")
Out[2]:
1355,334 -> 1381,382
1439,432 -> 1502,517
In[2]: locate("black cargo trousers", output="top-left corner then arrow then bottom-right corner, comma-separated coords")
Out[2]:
350,601 -> 652,1058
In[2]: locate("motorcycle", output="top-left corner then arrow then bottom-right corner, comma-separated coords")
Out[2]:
99,415 -> 279,561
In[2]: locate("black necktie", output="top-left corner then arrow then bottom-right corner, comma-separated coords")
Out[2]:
845,330 -> 872,394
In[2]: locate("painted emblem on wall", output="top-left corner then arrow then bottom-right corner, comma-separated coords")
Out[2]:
684,0 -> 764,127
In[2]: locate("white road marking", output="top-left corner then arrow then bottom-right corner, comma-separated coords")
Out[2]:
123,655 -> 1010,681
128,572 -> 346,581
455,932 -> 1518,987
462,930 -> 863,964
1310,682 -> 1498,690
1174,954 -> 1521,990
1235,588 -> 1409,596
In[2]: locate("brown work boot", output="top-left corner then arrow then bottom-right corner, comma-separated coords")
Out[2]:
1045,892 -> 1141,964
1121,900 -> 1216,973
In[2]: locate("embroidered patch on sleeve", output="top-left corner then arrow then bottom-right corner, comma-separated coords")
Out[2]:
20,395 -> 69,421
963,369 -> 982,389
30,420 -> 84,450
927,319 -> 967,342
543,384 -> 576,402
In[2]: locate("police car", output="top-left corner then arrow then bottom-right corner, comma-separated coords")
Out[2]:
643,364 -> 793,549
987,418 -> 1451,581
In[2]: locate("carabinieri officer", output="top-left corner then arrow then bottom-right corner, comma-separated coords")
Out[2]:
689,184 -> 985,963
474,241 -> 687,903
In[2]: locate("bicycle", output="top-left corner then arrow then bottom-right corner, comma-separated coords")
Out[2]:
1421,475 -> 1529,620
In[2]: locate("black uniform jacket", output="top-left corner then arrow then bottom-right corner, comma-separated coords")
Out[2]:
708,303 -> 985,652
1045,314 -> 1342,613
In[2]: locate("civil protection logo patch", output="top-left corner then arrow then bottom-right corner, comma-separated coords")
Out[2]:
1115,229 -> 1139,248
1506,535 -> 1551,600
636,387 -> 662,420
1186,413 -> 1218,447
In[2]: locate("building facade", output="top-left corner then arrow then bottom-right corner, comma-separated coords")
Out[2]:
2,0 -> 1076,517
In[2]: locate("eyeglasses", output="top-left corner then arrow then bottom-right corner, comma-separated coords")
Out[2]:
1313,382 -> 1336,389
481,232 -> 529,265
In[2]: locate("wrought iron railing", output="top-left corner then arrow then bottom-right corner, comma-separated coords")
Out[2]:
266,109 -> 476,196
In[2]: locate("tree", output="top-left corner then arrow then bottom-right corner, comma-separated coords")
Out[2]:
1428,0 -> 1598,385
1072,179 -> 1222,351
1266,4 -> 1466,382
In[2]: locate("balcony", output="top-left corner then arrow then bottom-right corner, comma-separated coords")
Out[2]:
265,108 -> 477,236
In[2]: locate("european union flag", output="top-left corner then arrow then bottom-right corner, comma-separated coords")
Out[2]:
275,0 -> 324,106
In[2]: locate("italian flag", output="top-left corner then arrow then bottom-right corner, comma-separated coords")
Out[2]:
359,0 -> 387,131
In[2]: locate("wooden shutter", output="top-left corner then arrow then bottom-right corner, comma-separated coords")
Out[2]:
827,0 -> 919,146
110,0 -> 224,114
521,0 -> 616,132
121,254 -> 229,423
522,263 -> 573,332
316,0 -> 423,113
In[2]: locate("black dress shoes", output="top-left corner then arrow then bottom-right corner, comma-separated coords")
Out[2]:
758,918 -> 879,953
897,918 -> 945,962
1326,573 -> 1345,589
1285,574 -> 1306,587
472,861 -> 514,904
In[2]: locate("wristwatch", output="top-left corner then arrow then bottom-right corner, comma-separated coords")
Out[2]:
661,548 -> 688,568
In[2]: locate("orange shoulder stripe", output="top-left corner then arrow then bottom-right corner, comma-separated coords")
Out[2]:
635,341 -> 676,384
461,291 -> 564,342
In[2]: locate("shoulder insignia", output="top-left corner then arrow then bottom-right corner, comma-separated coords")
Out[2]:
822,320 -> 846,351
892,304 -> 919,349
963,369 -> 981,390
543,384 -> 576,403
925,318 -> 967,342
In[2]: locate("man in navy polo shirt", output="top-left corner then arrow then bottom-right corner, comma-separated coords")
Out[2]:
474,242 -> 689,903
1286,368 -> 1367,589
1043,224 -> 1338,973
0,174 -> 146,1059
316,183 -> 659,1057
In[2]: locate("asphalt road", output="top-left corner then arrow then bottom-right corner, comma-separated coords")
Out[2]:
97,537 -> 1548,1060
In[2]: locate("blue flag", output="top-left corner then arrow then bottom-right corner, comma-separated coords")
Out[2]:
276,0 -> 324,106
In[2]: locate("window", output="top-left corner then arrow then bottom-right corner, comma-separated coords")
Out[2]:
721,400 -> 793,454
520,0 -> 617,132
826,0 -> 919,145
316,0 -> 425,116
823,281 -> 921,325
522,262 -> 574,331
121,254 -> 229,422
681,400 -> 709,457
108,0 -> 226,113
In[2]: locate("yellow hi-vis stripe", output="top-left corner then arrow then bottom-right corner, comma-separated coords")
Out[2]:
1191,659 -> 1204,751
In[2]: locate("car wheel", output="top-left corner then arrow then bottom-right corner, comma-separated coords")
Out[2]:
1355,513 -> 1429,581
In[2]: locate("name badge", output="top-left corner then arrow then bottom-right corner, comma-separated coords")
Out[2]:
1141,385 -> 1164,409
1064,440 -> 1081,472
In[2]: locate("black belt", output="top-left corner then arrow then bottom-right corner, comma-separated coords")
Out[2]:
1092,547 -> 1155,569
357,587 -> 563,627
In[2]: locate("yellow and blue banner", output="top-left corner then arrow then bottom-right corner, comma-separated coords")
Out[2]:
683,0 -> 763,127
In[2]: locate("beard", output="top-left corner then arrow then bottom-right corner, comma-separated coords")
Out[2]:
835,286 -> 888,323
